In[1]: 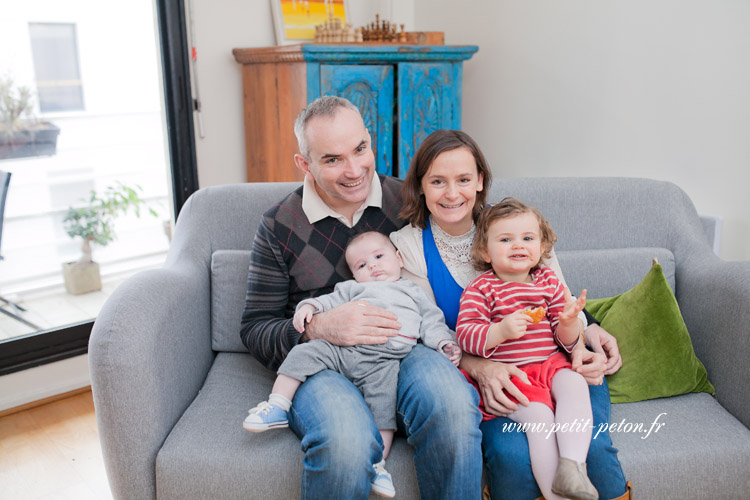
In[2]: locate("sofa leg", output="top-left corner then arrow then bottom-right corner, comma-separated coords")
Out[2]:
530,481 -> 632,500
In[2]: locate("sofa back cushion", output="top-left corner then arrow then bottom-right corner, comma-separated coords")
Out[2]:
557,247 -> 675,299
209,245 -> 676,353
211,250 -> 252,352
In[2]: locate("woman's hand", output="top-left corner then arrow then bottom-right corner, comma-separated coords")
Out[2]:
304,301 -> 400,346
460,354 -> 530,418
584,323 -> 623,375
570,343 -> 607,385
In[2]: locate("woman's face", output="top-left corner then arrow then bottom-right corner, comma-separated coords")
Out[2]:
420,147 -> 484,236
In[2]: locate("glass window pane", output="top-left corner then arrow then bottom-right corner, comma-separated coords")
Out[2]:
0,2 -> 172,341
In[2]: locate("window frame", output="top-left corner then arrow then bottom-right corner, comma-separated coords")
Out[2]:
0,0 -> 198,376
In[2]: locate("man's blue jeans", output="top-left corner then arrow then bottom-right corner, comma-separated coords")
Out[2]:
480,379 -> 628,500
289,344 -> 483,500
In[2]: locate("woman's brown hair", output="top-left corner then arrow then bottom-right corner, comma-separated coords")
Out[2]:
470,197 -> 557,272
399,130 -> 492,229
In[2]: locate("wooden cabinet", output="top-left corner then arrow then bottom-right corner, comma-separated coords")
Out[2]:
232,44 -> 478,182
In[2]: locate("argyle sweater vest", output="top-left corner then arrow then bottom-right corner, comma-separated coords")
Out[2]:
241,175 -> 405,370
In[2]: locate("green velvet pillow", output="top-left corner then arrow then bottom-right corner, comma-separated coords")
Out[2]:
587,260 -> 715,404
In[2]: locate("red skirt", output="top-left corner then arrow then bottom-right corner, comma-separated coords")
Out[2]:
462,351 -> 572,421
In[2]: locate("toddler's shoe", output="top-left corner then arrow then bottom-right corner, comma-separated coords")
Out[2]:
551,457 -> 598,500
243,401 -> 289,432
371,459 -> 396,498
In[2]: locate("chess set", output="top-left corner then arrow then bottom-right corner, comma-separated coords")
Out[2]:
313,14 -> 444,45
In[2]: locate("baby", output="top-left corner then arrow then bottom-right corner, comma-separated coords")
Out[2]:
244,230 -> 461,498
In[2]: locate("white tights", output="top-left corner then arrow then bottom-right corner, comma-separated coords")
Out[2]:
509,369 -> 593,500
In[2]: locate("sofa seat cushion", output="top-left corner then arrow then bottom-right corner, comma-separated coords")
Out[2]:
155,352 -> 421,500
611,393 -> 750,499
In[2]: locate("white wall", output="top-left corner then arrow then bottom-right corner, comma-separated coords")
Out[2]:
188,0 -> 749,261
414,0 -> 750,261
0,355 -> 91,411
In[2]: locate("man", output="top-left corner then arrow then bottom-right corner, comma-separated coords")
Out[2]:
240,96 -> 483,500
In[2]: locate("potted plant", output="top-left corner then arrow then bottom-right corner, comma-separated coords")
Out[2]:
0,74 -> 61,160
62,182 -> 158,294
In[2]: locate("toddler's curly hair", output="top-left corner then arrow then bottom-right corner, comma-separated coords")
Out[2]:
471,197 -> 557,272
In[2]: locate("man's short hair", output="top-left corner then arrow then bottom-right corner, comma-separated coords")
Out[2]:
293,96 -> 362,159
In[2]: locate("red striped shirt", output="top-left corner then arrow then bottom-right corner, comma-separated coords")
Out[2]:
456,267 -> 567,366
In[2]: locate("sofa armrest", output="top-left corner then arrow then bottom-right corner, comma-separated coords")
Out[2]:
677,259 -> 750,428
89,264 -> 214,500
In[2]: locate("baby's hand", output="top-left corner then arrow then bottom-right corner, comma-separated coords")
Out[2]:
292,304 -> 316,333
441,342 -> 462,367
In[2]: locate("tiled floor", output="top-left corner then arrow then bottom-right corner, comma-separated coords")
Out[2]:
0,279 -> 126,341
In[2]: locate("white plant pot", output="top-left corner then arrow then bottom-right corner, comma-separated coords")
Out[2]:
62,261 -> 102,295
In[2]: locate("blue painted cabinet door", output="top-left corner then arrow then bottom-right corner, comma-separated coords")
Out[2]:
319,65 -> 395,176
397,63 -> 463,179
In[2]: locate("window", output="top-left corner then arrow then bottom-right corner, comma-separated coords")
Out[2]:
0,0 -> 198,376
29,23 -> 84,113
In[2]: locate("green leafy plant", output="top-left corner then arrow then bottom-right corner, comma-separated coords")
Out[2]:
0,74 -> 36,133
63,183 -> 158,264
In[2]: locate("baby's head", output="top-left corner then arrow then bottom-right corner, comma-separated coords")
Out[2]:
345,231 -> 404,283
471,197 -> 557,276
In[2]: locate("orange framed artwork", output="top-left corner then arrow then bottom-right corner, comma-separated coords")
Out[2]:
270,0 -> 349,45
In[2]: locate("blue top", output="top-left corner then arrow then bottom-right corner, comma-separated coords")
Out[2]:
422,220 -> 465,331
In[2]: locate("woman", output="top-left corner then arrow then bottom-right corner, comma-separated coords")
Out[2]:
390,130 -> 631,500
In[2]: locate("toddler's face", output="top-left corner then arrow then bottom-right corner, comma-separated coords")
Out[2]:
481,212 -> 544,281
346,234 -> 403,283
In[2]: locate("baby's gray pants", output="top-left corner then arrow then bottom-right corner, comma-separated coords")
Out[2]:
278,339 -> 413,430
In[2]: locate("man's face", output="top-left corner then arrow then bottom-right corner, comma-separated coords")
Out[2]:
295,107 -> 376,215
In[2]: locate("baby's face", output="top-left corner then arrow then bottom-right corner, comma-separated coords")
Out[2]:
345,233 -> 403,283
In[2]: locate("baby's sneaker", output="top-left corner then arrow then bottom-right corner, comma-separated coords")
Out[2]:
243,401 -> 289,432
371,459 -> 396,498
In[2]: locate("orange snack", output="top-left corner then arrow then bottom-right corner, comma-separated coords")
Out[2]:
523,307 -> 545,324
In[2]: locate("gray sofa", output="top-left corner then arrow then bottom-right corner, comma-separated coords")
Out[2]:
89,177 -> 750,500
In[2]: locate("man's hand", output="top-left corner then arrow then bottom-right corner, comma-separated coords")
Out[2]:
584,323 -> 623,375
460,355 -> 531,418
570,343 -> 607,385
303,300 -> 400,346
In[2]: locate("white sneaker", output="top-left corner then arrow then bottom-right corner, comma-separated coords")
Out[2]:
371,459 -> 396,498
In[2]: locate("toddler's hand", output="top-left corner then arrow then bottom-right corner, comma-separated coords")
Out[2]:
441,343 -> 462,367
500,311 -> 532,341
559,288 -> 587,326
292,304 -> 316,333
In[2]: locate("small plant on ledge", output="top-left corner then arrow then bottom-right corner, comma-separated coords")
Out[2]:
62,183 -> 158,294
0,74 -> 61,160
